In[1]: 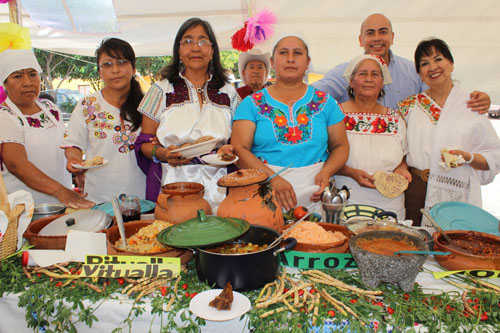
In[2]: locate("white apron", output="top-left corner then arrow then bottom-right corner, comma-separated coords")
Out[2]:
3,98 -> 72,204
268,162 -> 323,213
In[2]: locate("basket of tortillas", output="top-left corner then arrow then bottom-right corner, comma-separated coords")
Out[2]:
373,171 -> 409,198
0,174 -> 26,260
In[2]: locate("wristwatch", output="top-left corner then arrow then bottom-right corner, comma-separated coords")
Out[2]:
152,145 -> 161,163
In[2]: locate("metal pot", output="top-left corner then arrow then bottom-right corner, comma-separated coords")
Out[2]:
194,225 -> 296,291
32,203 -> 66,221
344,211 -> 430,241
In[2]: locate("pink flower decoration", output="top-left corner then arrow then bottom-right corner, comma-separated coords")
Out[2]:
0,86 -> 6,104
0,0 -> 9,4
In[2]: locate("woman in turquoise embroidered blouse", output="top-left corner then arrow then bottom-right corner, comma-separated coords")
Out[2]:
232,34 -> 349,211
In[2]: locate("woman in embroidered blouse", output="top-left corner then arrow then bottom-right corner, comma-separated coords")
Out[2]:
136,18 -> 239,207
231,34 -> 349,212
398,38 -> 500,227
63,38 -> 146,203
334,54 -> 409,219
0,49 -> 93,207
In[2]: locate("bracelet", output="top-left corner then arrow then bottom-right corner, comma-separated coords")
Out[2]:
151,145 -> 161,164
464,153 -> 474,164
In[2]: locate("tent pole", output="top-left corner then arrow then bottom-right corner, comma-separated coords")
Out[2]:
9,0 -> 22,25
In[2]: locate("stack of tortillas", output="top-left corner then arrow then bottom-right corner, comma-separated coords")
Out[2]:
373,171 -> 409,198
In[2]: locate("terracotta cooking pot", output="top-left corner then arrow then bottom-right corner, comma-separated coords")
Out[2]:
217,169 -> 283,232
154,182 -> 212,224
432,230 -> 500,271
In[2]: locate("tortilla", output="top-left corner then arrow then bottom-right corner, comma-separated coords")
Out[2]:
440,148 -> 459,168
83,156 -> 104,167
373,171 -> 409,198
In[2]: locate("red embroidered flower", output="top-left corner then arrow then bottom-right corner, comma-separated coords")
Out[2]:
314,90 -> 326,103
253,92 -> 263,101
26,117 -> 41,128
297,113 -> 309,125
274,115 -> 287,128
344,116 -> 356,130
284,126 -> 302,143
371,117 -> 387,133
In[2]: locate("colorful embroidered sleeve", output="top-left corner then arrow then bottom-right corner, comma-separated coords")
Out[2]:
138,83 -> 165,122
233,94 -> 258,123
396,94 -> 417,120
0,106 -> 24,144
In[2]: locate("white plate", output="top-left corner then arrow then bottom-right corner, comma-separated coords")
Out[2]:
189,289 -> 251,322
72,159 -> 109,170
171,138 -> 219,159
201,154 -> 239,166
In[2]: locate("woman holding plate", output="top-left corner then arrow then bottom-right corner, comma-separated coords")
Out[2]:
63,38 -> 146,203
0,49 -> 93,207
136,18 -> 240,208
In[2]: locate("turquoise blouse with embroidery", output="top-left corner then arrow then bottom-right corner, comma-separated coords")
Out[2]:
233,86 -> 343,167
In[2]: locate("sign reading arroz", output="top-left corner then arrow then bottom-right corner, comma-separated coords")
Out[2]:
280,251 -> 357,270
80,255 -> 181,278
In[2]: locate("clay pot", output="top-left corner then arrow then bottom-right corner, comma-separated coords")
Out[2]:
432,230 -> 500,271
217,183 -> 284,232
154,182 -> 212,224
282,222 -> 352,253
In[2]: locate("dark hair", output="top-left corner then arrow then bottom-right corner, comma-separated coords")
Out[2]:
272,36 -> 309,58
414,38 -> 454,73
159,18 -> 229,89
96,38 -> 144,132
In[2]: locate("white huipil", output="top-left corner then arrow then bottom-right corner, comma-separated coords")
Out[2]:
138,75 -> 240,211
62,91 -> 146,203
0,98 -> 72,204
334,109 -> 407,219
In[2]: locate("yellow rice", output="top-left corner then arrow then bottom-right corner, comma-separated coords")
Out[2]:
115,220 -> 172,253
286,222 -> 346,245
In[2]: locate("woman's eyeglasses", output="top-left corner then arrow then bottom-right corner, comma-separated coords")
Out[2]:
99,59 -> 131,69
179,39 -> 212,48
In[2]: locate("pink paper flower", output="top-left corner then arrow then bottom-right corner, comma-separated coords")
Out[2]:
0,86 -> 6,104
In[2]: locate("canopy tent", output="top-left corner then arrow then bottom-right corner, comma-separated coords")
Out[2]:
1,0 -> 499,101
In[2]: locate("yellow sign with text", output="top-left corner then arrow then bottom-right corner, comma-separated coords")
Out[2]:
433,269 -> 500,279
80,255 -> 181,278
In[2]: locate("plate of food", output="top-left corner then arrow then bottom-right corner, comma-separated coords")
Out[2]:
201,153 -> 239,166
189,283 -> 251,322
171,136 -> 219,159
72,156 -> 108,170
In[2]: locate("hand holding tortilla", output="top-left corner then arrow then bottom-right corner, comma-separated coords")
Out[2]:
439,147 -> 465,171
373,171 -> 409,198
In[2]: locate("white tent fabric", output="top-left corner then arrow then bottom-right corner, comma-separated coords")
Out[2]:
1,0 -> 499,101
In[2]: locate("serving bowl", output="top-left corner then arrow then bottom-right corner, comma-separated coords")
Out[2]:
282,222 -> 352,253
349,230 -> 428,292
432,230 -> 500,271
106,220 -> 186,258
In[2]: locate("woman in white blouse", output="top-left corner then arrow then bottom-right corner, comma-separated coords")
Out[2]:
334,54 -> 409,219
137,18 -> 239,207
63,38 -> 146,203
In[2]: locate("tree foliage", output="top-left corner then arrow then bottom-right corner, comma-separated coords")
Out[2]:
34,49 -> 240,91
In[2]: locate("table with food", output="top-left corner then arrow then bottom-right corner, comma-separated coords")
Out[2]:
0,168 -> 499,332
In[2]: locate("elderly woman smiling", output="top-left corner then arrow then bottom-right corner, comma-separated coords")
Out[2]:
334,54 -> 409,219
0,49 -> 93,207
231,34 -> 349,212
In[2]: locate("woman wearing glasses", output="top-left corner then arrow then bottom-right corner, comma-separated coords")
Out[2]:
63,38 -> 146,203
136,18 -> 239,208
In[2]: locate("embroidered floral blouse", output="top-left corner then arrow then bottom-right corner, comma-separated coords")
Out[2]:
0,99 -> 60,145
62,91 -> 146,203
233,86 -> 344,167
397,92 -> 441,170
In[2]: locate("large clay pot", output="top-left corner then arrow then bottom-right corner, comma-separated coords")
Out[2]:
154,182 -> 212,224
217,169 -> 284,232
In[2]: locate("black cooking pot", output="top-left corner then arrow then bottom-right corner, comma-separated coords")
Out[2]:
194,225 -> 296,291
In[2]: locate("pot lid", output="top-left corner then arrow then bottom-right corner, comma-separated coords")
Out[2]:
345,215 -> 425,240
217,169 -> 267,187
39,210 -> 112,236
157,209 -> 250,248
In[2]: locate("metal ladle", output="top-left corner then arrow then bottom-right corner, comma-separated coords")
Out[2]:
420,208 -> 454,245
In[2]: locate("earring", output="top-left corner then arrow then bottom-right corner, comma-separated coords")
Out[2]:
348,86 -> 355,98
178,60 -> 185,73
208,60 -> 214,74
